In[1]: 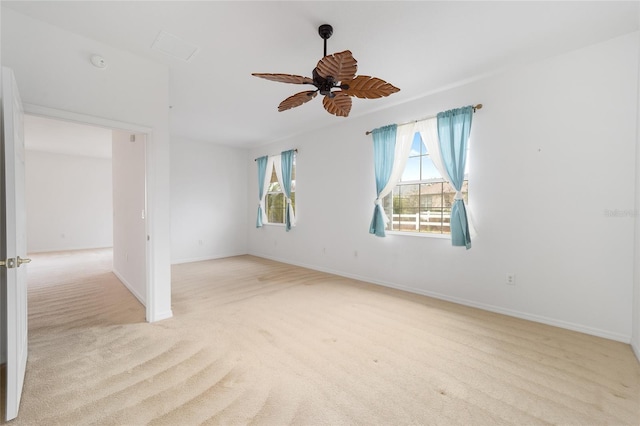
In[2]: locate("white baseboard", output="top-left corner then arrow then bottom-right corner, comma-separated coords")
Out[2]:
28,245 -> 113,254
148,309 -> 173,323
112,269 -> 146,306
171,251 -> 247,265
113,269 -> 173,324
249,251 -> 631,344
632,340 -> 640,364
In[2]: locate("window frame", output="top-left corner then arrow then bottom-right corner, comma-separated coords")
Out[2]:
382,132 -> 468,238
263,156 -> 296,226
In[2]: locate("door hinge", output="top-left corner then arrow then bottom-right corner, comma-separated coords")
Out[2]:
0,258 -> 16,269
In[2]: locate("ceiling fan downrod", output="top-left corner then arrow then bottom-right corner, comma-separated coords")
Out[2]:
318,24 -> 333,58
315,24 -> 338,96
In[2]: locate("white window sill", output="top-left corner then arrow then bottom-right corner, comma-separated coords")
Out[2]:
385,230 -> 451,239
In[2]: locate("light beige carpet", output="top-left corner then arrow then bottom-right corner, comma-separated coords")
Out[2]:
3,248 -> 639,425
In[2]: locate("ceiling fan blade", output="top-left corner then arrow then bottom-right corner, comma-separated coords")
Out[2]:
342,75 -> 400,99
322,91 -> 352,117
252,73 -> 314,85
278,91 -> 318,112
316,50 -> 357,82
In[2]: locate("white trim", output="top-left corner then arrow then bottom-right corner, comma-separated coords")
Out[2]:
112,269 -> 145,306
23,103 -> 157,323
261,222 -> 286,228
24,103 -> 152,133
248,251 -> 631,344
144,133 -> 155,323
27,245 -> 112,254
633,18 -> 640,366
149,309 -> 173,322
385,230 -> 451,239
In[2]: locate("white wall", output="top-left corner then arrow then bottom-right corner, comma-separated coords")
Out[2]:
248,33 -> 639,343
633,23 -> 640,361
25,150 -> 112,253
112,131 -> 147,304
171,137 -> 248,264
1,9 -> 172,321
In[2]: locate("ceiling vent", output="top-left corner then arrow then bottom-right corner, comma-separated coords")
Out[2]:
151,30 -> 200,62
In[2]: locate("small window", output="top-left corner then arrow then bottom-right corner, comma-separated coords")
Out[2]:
265,158 -> 296,224
382,132 -> 467,235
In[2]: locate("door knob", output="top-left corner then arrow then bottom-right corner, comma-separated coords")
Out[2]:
17,256 -> 31,267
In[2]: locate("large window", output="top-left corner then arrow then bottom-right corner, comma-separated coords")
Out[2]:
265,158 -> 296,224
382,132 -> 467,234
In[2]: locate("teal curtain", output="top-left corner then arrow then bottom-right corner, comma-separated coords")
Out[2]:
256,155 -> 268,228
280,149 -> 295,231
369,124 -> 397,237
437,106 -> 473,249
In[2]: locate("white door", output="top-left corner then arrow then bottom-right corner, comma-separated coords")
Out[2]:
1,67 -> 29,421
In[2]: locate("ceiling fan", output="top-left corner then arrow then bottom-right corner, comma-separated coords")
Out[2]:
252,24 -> 400,117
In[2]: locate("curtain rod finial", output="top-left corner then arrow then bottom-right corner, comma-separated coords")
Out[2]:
473,104 -> 482,112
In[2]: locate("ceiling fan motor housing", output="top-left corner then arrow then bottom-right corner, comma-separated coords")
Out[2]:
312,68 -> 337,97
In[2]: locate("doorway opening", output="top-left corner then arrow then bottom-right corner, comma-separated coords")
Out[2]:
22,113 -> 151,318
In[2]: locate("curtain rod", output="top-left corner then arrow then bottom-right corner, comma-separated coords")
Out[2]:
254,148 -> 298,161
365,104 -> 483,136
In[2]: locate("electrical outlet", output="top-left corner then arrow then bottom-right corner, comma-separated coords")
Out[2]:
506,273 -> 515,285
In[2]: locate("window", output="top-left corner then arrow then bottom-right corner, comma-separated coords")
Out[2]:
265,157 -> 296,224
382,132 -> 467,234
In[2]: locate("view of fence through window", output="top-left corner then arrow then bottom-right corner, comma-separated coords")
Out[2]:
382,132 -> 468,234
266,159 -> 296,224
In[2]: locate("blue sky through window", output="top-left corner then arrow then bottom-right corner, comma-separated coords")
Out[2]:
401,132 -> 441,182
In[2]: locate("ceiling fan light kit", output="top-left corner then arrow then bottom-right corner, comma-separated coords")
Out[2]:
252,24 -> 399,117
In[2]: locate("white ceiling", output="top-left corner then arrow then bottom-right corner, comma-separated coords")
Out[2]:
3,1 -> 639,148
24,115 -> 112,159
